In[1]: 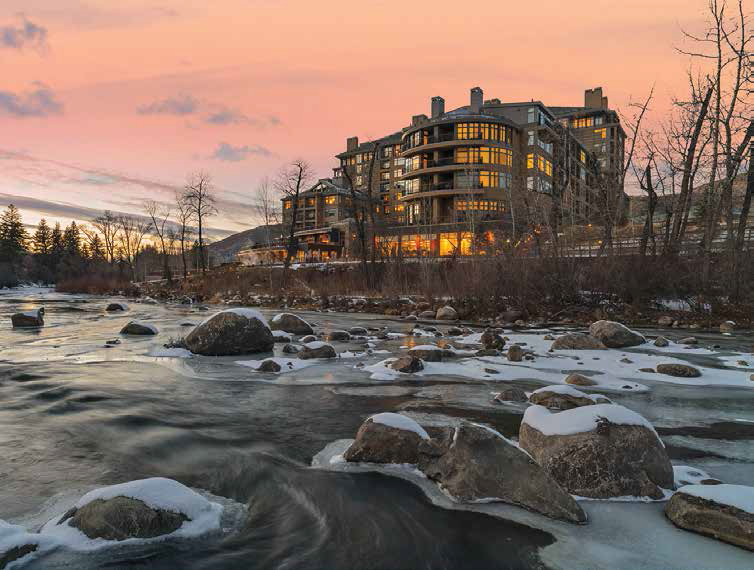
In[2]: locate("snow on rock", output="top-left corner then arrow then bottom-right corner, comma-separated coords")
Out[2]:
530,384 -> 605,401
0,519 -> 57,568
40,478 -> 223,550
522,404 -> 660,440
676,484 -> 754,515
673,465 -> 720,487
200,308 -> 269,329
369,413 -> 430,440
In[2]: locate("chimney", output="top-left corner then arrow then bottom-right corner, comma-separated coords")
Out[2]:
346,136 -> 359,151
585,87 -> 608,109
470,87 -> 483,113
431,96 -> 445,119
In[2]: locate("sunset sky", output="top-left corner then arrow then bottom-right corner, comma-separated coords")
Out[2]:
0,0 -> 711,238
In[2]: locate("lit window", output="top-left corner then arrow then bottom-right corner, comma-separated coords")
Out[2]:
527,153 -> 534,169
594,128 -> 606,139
325,196 -> 336,205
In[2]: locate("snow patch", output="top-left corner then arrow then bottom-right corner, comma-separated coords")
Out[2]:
369,412 -> 430,440
199,308 -> 269,329
149,347 -> 193,358
677,484 -> 754,514
522,404 -> 660,440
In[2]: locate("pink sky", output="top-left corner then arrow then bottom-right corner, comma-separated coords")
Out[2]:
0,0 -> 710,236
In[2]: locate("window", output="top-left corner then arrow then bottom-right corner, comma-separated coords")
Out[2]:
595,116 -> 604,125
381,160 -> 390,169
527,108 -> 538,124
456,123 -> 509,143
528,131 -> 534,146
283,201 -> 291,210
325,196 -> 336,205
571,117 -> 594,128
379,182 -> 389,193
527,153 -> 535,169
380,172 -> 390,181
356,175 -> 363,185
594,128 -> 606,139
579,149 -> 586,163
393,168 -> 403,177
381,146 -> 393,158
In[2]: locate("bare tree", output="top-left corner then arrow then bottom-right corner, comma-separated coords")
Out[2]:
183,171 -> 217,274
253,176 -> 280,249
174,191 -> 194,278
91,210 -> 120,263
144,200 -> 173,281
117,215 -> 151,281
275,160 -> 313,274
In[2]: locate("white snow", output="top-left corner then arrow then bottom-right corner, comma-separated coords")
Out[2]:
304,341 -> 332,349
673,465 -> 716,487
676,484 -> 754,514
531,384 -> 610,403
40,478 -> 223,550
522,404 -> 660,440
199,308 -> 270,329
0,519 -> 57,568
272,330 -> 292,339
149,347 -> 193,358
369,412 -> 430,440
409,344 -> 443,351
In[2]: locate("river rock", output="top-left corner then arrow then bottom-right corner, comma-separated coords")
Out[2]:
719,321 -> 736,333
665,485 -> 754,551
418,310 -> 436,319
59,496 -> 187,541
677,337 -> 698,345
390,355 -> 424,373
120,321 -> 158,336
481,330 -> 506,350
269,313 -> 313,336
446,327 -> 463,336
589,320 -> 645,348
298,342 -> 336,359
657,316 -> 674,327
551,333 -> 606,350
344,413 -> 430,464
348,326 -> 368,336
493,388 -> 528,403
435,306 -> 458,321
529,385 -> 610,410
657,363 -> 701,378
564,373 -> 598,387
519,404 -> 673,499
11,308 -> 44,328
105,302 -> 128,312
507,345 -> 523,362
282,344 -> 299,354
476,349 -> 500,357
0,541 -> 37,570
408,346 -> 444,362
421,423 -> 586,523
258,359 -> 282,373
185,309 -> 273,356
325,330 -> 351,342
654,336 -> 670,347
300,335 -> 316,343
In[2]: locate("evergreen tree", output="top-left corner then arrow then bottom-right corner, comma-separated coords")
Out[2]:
0,204 -> 29,264
50,223 -> 65,258
89,233 -> 105,260
32,219 -> 52,255
63,221 -> 81,257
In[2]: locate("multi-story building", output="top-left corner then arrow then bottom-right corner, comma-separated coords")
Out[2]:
243,87 -> 625,263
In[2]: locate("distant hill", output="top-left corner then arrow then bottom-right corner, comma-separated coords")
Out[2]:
208,224 -> 284,262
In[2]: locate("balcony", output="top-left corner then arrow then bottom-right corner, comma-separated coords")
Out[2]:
403,158 -> 511,178
400,182 -> 489,200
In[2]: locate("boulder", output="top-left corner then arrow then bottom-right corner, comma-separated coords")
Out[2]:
11,308 -> 44,328
507,345 -> 523,362
105,302 -> 128,312
408,346 -> 444,362
493,388 -> 528,403
184,309 -> 273,356
269,313 -> 313,336
475,349 -> 500,357
529,385 -> 610,410
589,320 -> 645,348
654,336 -> 670,347
481,330 -> 506,351
348,326 -> 368,336
418,310 -> 436,319
719,321 -> 736,333
564,373 -> 598,387
59,496 -> 187,541
665,485 -> 754,551
657,316 -> 674,327
282,344 -> 299,354
390,355 -> 424,373
435,306 -> 458,321
0,542 -> 38,570
300,335 -> 317,343
677,337 -> 698,345
519,404 -> 673,499
257,359 -> 282,373
120,321 -> 158,336
298,342 -> 336,359
421,423 -> 586,523
273,333 -> 292,344
325,330 -> 351,342
656,363 -> 701,378
446,327 -> 463,336
344,413 -> 430,465
551,333 -> 606,350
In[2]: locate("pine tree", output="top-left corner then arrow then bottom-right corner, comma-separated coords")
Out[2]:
33,219 -> 52,255
0,204 -> 29,264
89,233 -> 105,260
63,221 -> 81,257
50,223 -> 65,258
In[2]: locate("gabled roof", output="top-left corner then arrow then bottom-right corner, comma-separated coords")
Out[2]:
282,178 -> 350,200
336,131 -> 403,158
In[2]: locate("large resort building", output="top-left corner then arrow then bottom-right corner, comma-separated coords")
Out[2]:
239,87 -> 626,264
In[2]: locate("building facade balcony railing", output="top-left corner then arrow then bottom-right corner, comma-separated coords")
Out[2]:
403,158 -> 513,175
402,133 -> 512,154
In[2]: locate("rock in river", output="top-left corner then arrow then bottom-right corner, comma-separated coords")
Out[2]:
344,413 -> 430,465
588,320 -> 645,348
551,333 -> 606,350
106,302 -> 128,312
120,321 -> 158,336
298,342 -> 337,360
529,385 -> 610,410
11,308 -> 44,328
269,313 -> 313,336
656,363 -> 701,378
390,355 -> 424,373
519,404 -> 673,499
435,306 -> 458,321
185,309 -> 273,356
665,484 -> 754,551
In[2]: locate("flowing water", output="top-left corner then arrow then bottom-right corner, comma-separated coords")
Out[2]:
1,288 -> 753,569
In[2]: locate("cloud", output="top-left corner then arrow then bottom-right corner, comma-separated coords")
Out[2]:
0,14 -> 48,52
210,142 -> 272,162
0,82 -> 63,118
137,95 -> 198,116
